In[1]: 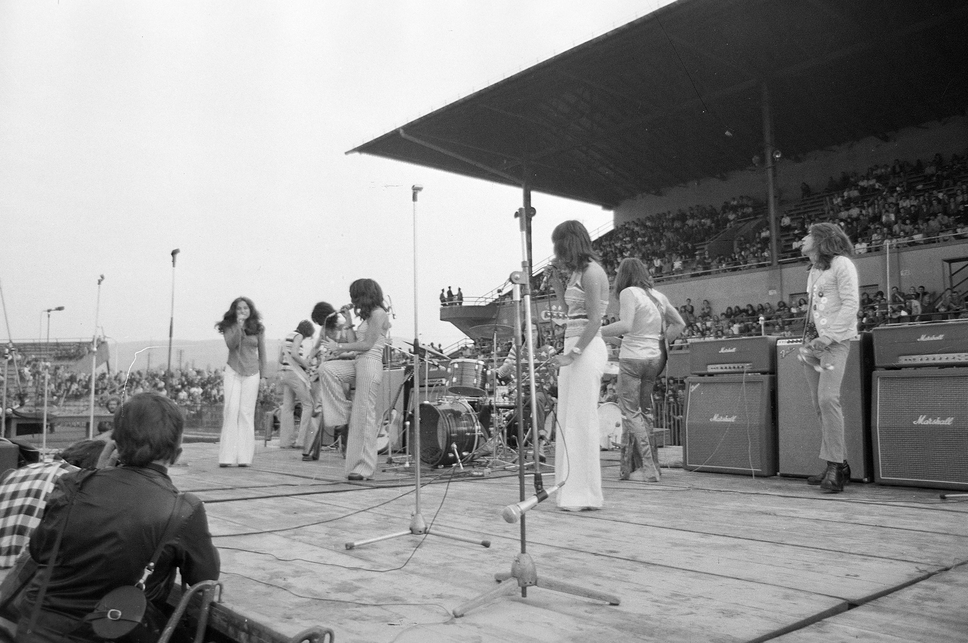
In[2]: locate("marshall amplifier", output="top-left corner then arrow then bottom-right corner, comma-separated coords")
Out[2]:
689,336 -> 778,375
871,368 -> 968,491
683,374 -> 777,476
775,335 -> 873,481
666,345 -> 690,379
872,320 -> 968,369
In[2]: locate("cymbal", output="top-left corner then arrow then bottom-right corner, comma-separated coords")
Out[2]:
467,324 -> 515,341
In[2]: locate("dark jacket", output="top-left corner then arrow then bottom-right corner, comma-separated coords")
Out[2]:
19,463 -> 219,621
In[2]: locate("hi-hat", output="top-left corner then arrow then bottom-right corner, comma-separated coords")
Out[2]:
467,324 -> 514,341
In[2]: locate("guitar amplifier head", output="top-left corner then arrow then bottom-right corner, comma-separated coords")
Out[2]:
872,320 -> 968,369
688,336 -> 778,375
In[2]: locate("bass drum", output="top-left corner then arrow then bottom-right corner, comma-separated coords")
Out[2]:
419,399 -> 483,467
598,402 -> 623,450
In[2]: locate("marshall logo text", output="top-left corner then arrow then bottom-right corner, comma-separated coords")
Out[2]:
912,415 -> 955,426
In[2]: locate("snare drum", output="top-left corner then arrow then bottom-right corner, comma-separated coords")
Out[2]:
446,359 -> 487,397
598,402 -> 623,450
419,399 -> 483,467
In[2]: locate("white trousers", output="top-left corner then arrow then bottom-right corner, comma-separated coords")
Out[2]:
219,366 -> 258,465
554,336 -> 606,509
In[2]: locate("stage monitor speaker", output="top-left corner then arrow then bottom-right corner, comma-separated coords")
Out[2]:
775,334 -> 873,481
871,368 -> 968,491
683,374 -> 776,476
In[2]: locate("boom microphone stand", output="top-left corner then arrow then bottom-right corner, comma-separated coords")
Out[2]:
453,206 -> 620,617
345,184 -> 489,551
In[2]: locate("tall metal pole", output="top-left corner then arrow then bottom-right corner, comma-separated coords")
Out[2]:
167,249 -> 180,393
41,306 -> 64,456
88,275 -> 105,438
410,186 -> 423,521
762,82 -> 780,268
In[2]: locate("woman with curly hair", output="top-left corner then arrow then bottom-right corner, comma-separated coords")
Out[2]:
216,296 -> 266,467
317,279 -> 391,480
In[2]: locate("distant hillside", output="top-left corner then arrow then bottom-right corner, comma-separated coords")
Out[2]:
110,338 -> 283,374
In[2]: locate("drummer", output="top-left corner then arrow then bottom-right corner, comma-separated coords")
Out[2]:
496,324 -> 556,446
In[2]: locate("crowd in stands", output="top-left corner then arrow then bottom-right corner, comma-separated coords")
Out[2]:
785,152 -> 968,257
1,358 -> 274,411
583,151 -> 968,289
593,195 -> 760,278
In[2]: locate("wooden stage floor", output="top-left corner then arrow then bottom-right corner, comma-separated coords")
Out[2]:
164,439 -> 967,643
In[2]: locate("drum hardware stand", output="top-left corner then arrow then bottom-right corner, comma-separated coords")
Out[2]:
454,204 -> 619,617
346,185 -> 489,551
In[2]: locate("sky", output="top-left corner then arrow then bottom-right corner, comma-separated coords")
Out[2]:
0,1 -> 669,354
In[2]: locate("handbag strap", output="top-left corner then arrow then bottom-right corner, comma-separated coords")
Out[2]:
137,494 -> 188,590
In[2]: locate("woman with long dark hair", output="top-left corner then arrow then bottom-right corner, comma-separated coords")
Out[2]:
318,279 -> 391,480
216,296 -> 266,467
799,222 -> 859,493
548,221 -> 610,511
601,258 -> 685,482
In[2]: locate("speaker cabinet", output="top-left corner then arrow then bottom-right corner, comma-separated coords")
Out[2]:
666,345 -> 690,379
683,374 -> 776,476
872,368 -> 968,491
776,335 -> 873,481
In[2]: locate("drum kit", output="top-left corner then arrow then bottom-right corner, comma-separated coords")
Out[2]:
413,322 -> 549,470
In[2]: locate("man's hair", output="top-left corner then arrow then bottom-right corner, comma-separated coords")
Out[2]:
113,393 -> 184,467
808,222 -> 854,270
296,320 -> 315,337
58,439 -> 106,469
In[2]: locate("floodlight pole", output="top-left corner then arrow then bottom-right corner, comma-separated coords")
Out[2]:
167,249 -> 180,393
41,306 -> 64,456
88,275 -> 105,438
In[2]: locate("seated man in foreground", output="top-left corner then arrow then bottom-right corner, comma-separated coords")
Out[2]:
14,392 -> 220,642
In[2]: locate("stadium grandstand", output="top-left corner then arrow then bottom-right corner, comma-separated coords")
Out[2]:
348,0 -> 968,343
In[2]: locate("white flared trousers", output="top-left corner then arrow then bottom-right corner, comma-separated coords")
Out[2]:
219,366 -> 259,465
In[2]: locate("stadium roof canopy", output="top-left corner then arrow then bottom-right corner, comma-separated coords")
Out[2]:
349,0 -> 968,209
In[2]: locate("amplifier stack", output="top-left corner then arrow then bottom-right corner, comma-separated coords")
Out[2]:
683,336 -> 778,476
775,334 -> 873,481
870,320 -> 968,491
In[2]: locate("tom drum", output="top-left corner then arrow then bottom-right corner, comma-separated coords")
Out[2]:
446,359 -> 487,397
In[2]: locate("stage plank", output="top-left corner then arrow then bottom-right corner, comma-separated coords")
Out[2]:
164,441 -> 968,642
771,563 -> 968,643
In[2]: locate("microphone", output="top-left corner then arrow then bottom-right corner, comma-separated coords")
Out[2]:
502,483 -> 562,523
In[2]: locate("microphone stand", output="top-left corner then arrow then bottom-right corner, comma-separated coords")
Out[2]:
454,203 -> 620,617
345,185 -> 490,551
